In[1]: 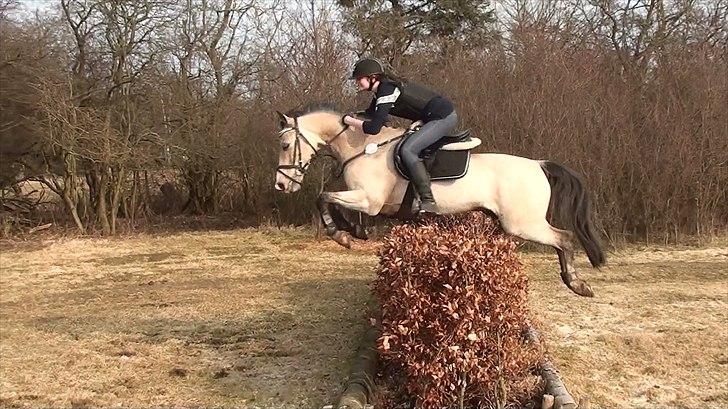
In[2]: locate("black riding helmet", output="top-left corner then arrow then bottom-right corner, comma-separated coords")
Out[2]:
350,58 -> 385,79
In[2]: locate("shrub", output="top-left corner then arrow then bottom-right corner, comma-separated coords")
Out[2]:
374,212 -> 543,408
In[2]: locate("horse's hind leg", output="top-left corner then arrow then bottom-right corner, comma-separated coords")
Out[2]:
504,219 -> 594,297
347,211 -> 369,240
555,240 -> 594,297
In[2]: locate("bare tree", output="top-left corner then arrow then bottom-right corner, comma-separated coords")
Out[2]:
29,0 -> 168,234
159,0 -> 276,214
338,0 -> 497,62
1,0 -> 723,240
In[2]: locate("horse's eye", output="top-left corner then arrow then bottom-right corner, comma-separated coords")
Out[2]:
281,142 -> 290,150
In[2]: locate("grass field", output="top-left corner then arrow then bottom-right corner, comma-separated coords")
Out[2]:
0,228 -> 726,408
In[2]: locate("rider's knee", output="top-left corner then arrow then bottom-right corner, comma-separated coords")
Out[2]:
400,146 -> 419,166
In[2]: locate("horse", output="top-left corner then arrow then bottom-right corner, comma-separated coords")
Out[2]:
273,103 -> 605,297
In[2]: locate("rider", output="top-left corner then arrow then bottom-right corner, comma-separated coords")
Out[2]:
342,58 -> 457,214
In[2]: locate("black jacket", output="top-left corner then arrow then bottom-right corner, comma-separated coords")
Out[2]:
362,79 -> 454,135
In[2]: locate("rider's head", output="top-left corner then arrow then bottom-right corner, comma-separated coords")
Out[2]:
351,58 -> 385,92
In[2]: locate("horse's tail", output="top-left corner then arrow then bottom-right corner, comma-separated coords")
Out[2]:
540,160 -> 605,267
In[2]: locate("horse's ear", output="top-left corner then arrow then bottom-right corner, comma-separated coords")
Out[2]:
276,111 -> 291,129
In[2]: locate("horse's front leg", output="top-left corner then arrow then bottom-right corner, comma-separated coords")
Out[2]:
320,189 -> 379,248
317,200 -> 368,244
317,195 -> 351,236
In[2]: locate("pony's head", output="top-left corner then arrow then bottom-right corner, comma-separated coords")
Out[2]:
273,103 -> 353,193
273,111 -> 324,193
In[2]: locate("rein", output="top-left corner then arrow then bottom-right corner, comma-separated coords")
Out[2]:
277,115 -> 407,183
336,133 -> 406,177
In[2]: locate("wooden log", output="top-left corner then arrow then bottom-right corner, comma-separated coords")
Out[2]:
543,361 -> 577,409
28,223 -> 52,234
525,324 -> 578,409
335,324 -> 379,409
542,394 -> 555,409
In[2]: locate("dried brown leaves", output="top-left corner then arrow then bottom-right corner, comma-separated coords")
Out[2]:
374,212 -> 543,408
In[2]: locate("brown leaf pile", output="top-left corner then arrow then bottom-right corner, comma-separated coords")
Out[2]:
374,212 -> 544,408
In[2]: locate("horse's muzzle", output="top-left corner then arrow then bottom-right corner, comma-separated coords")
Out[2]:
273,179 -> 301,193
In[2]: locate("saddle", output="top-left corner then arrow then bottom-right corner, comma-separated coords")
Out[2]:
393,129 -> 481,180
393,128 -> 482,218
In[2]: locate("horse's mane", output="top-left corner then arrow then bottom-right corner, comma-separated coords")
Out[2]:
286,102 -> 340,117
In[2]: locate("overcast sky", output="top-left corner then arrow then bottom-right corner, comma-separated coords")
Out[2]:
14,0 -> 55,18
19,0 -> 54,10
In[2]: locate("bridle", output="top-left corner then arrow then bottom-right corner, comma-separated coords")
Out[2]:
276,116 -> 349,187
276,114 -> 407,185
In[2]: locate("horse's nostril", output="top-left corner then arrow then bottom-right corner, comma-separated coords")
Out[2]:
275,182 -> 285,191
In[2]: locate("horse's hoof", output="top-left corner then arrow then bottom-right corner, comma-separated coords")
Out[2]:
332,231 -> 352,249
569,279 -> 595,297
352,224 -> 368,240
324,225 -> 337,236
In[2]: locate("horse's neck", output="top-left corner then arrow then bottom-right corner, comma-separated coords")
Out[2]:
331,125 -> 404,161
300,112 -> 404,160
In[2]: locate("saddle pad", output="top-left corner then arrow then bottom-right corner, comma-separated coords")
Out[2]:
441,137 -> 481,151
393,142 -> 471,180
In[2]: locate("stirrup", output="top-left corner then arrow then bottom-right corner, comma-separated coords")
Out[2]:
418,200 -> 439,215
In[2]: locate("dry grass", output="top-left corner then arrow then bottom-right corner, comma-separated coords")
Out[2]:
0,228 -> 377,408
524,243 -> 728,409
0,229 -> 726,408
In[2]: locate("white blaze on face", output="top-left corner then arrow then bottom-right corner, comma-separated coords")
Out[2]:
275,131 -> 295,193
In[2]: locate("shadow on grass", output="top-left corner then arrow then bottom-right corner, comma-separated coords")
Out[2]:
22,268 -> 375,407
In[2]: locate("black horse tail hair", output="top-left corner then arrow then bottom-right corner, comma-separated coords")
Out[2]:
540,160 -> 606,267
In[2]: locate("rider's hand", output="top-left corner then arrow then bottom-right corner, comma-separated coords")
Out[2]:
343,115 -> 364,131
408,120 -> 424,131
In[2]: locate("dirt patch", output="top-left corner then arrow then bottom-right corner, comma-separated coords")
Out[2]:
0,231 -> 726,408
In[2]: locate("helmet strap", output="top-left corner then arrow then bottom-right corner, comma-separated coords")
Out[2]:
367,75 -> 379,91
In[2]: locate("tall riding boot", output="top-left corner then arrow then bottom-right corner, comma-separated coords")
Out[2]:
409,161 -> 439,214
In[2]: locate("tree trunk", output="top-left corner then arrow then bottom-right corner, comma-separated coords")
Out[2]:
93,168 -> 111,235
62,189 -> 85,234
41,152 -> 86,234
128,170 -> 139,222
109,166 -> 125,235
141,170 -> 151,218
184,168 -> 220,214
